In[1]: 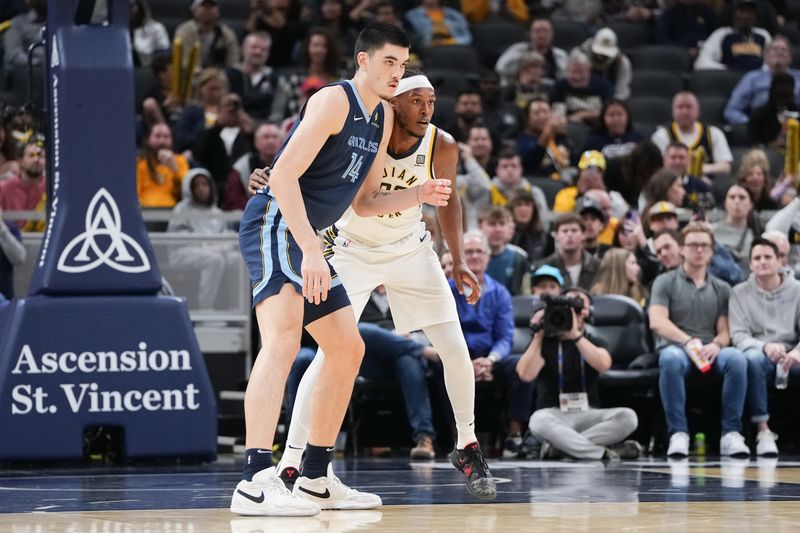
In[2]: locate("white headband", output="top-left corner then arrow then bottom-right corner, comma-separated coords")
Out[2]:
395,75 -> 434,96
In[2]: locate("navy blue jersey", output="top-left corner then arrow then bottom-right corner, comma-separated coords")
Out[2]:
267,80 -> 385,230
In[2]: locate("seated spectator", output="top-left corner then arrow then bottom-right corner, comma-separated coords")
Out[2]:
175,0 -> 240,69
661,142 -> 715,211
540,213 -> 600,290
461,0 -> 528,24
174,68 -> 227,153
592,248 -> 647,306
193,93 -> 254,206
246,0 -> 304,69
730,238 -> 800,456
136,123 -> 189,209
167,168 -> 236,309
736,148 -> 778,211
643,169 -> 689,216
550,49 -> 613,128
649,223 -> 749,457
694,0 -> 771,72
655,0 -> 719,59
0,140 -> 46,229
747,72 -> 800,147
610,140 -> 663,207
509,189 -> 553,262
272,28 -> 345,122
0,206 -> 25,299
651,92 -> 733,178
478,70 -> 521,142
500,52 -> 554,112
515,97 -> 571,179
404,0 -> 472,48
479,148 -> 550,221
652,228 -> 683,273
713,184 -> 760,272
140,55 -> 183,133
479,206 -> 530,295
456,127 -> 493,230
724,37 -> 800,125
0,119 -> 20,182
130,0 -> 169,68
518,286 -> 641,461
440,249 -> 454,279
448,230 -> 533,457
603,0 -> 658,22
554,150 -> 628,218
582,99 -> 643,161
495,17 -> 568,87
530,264 -> 562,298
227,122 -> 283,210
580,28 -> 633,100
3,0 -> 45,68
577,191 -> 617,254
765,198 -> 800,273
311,0 -> 360,61
441,90 -> 484,143
613,211 -> 661,289
226,32 -> 280,121
645,201 -> 680,239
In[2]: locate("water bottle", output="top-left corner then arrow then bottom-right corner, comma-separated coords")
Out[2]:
694,433 -> 706,456
776,363 -> 789,390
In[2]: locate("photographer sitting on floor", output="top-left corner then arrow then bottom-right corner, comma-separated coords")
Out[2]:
517,286 -> 641,460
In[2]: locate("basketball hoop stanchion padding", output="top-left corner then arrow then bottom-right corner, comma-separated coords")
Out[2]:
0,0 -> 216,461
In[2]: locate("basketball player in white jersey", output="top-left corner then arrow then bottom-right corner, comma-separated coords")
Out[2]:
249,73 -> 497,501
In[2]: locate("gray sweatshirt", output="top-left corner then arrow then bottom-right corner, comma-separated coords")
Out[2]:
729,272 -> 800,353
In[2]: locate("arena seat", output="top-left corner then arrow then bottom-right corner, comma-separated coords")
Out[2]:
511,294 -> 535,356
426,68 -> 479,97
607,21 -> 652,50
627,96 -> 672,128
421,45 -> 481,74
687,70 -> 744,99
697,94 -> 728,126
630,70 -> 684,100
629,45 -> 691,73
551,21 -> 590,51
470,20 -> 527,69
528,177 -> 566,209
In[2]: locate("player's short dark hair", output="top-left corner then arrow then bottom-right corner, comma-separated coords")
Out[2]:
750,237 -> 780,259
354,22 -> 409,63
402,68 -> 425,79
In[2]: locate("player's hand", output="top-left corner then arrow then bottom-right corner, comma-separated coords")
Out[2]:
417,179 -> 451,207
452,260 -> 480,304
300,246 -> 330,305
248,166 -> 271,195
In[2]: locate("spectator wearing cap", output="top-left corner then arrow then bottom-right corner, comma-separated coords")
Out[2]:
578,190 -> 619,254
579,28 -> 633,100
404,0 -> 472,48
550,49 -> 613,128
515,97 -> 572,180
174,0 -> 240,69
539,213 -> 600,291
662,142 -> 716,212
725,37 -> 800,125
695,0 -> 771,72
651,91 -> 733,178
645,201 -> 680,239
655,0 -> 719,58
495,17 -> 568,87
531,264 -> 563,297
554,150 -> 628,218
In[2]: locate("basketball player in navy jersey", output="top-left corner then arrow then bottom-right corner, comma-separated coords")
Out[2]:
249,73 -> 497,500
232,24 -> 452,517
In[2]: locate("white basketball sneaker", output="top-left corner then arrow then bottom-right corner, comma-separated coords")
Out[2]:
230,467 -> 321,516
293,464 -> 382,510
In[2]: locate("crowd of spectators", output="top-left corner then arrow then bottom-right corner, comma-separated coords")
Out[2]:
3,0 -> 800,459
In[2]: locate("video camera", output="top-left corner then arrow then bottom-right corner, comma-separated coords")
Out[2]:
536,294 -> 584,337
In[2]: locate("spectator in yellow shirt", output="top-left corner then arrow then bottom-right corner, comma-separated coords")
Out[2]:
136,122 -> 189,208
553,150 -> 629,218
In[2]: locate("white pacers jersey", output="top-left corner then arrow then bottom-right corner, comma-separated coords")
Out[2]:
335,124 -> 437,246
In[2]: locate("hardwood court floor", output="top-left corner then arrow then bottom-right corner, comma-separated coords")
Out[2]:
2,457 -> 800,531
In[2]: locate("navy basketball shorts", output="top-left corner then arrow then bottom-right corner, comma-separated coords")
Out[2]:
239,193 -> 350,326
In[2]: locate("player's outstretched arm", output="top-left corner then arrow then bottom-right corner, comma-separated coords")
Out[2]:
352,103 -> 451,216
434,131 -> 480,304
269,86 -> 349,304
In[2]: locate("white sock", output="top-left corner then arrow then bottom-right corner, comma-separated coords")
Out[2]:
423,321 -> 477,449
282,350 -> 324,470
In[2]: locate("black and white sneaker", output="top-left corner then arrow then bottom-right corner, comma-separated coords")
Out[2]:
293,464 -> 382,510
230,467 -> 320,516
449,442 -> 497,500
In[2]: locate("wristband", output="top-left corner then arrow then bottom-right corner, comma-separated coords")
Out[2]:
571,333 -> 584,343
